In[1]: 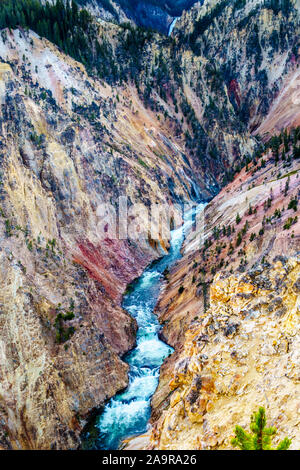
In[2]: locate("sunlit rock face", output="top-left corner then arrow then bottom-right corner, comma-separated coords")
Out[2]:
149,258 -> 300,450
147,62 -> 300,451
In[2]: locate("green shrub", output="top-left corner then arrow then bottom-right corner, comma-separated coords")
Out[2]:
284,216 -> 297,230
288,198 -> 298,212
4,219 -> 12,237
231,407 -> 291,450
236,232 -> 242,247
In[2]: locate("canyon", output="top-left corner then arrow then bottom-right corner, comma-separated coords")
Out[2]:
0,0 -> 298,450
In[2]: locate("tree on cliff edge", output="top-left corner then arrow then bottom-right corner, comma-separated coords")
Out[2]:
231,407 -> 291,450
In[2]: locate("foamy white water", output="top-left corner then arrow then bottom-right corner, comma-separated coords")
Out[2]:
85,204 -> 205,450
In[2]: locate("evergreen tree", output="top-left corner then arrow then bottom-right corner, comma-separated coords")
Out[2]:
231,407 -> 291,450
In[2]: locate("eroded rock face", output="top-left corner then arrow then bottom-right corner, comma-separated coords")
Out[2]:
0,29 -> 203,449
149,258 -> 300,450
147,53 -> 300,449
42,1 -> 299,195
153,125 -> 300,371
0,260 -> 131,449
149,162 -> 300,449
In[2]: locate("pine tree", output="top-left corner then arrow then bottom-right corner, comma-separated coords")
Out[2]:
231,407 -> 291,450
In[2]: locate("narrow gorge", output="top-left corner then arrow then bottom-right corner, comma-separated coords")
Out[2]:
0,0 -> 299,453
83,205 -> 204,450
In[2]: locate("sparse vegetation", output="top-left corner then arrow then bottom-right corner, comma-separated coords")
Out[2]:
231,407 -> 291,450
284,216 -> 298,230
288,197 -> 298,212
54,301 -> 76,344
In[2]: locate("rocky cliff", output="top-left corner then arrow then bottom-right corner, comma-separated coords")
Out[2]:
100,0 -> 299,191
149,257 -> 300,449
146,66 -> 300,449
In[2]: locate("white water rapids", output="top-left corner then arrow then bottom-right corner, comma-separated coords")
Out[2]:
84,204 -> 205,450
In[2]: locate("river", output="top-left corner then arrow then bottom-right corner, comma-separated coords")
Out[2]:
84,204 -> 205,450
